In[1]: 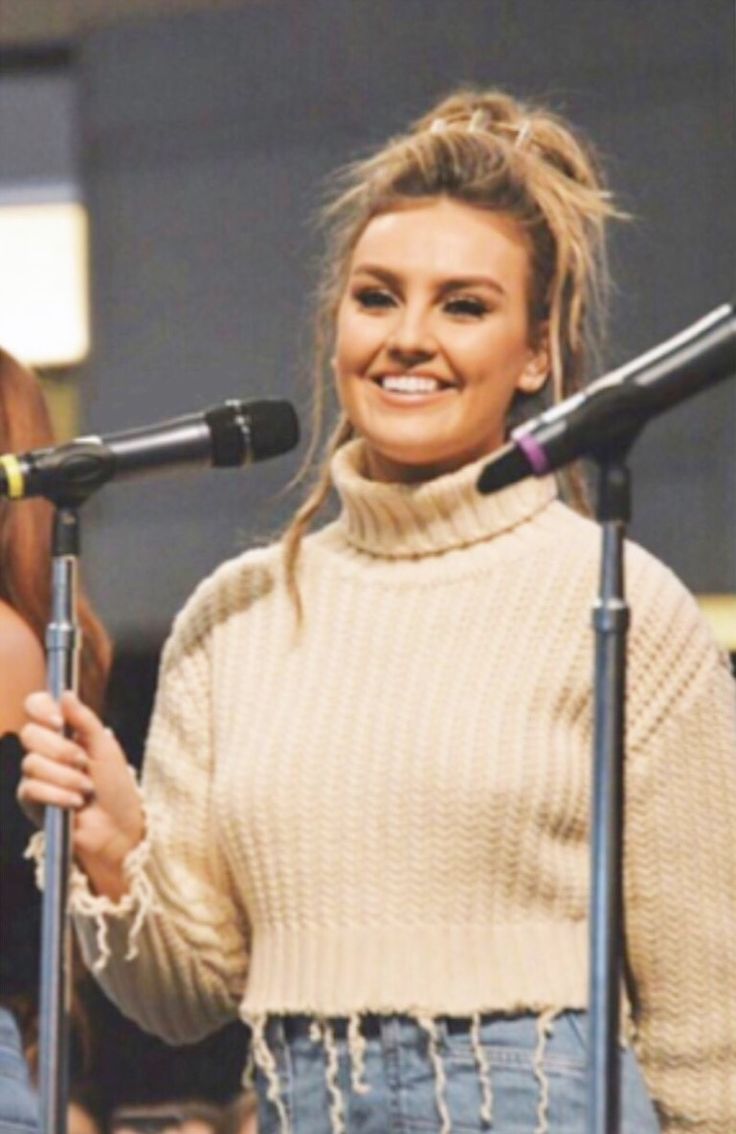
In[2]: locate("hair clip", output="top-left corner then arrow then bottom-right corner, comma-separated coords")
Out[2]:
429,117 -> 448,134
515,119 -> 533,150
467,109 -> 488,134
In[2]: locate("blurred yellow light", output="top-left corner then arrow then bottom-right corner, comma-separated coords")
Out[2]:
0,201 -> 90,368
696,594 -> 736,652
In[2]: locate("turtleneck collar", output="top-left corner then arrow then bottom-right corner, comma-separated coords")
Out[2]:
330,439 -> 557,559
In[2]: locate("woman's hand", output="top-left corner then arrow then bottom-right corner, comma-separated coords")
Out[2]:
18,690 -> 146,901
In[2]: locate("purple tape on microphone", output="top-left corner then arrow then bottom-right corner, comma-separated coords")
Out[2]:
514,432 -> 551,475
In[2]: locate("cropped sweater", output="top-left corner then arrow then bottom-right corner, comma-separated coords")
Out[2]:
47,440 -> 735,1131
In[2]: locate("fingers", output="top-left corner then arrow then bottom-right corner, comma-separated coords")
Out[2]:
24,690 -> 64,730
57,690 -> 107,745
17,756 -> 92,812
20,723 -> 91,771
23,690 -> 116,770
17,780 -> 83,816
24,689 -> 105,741
19,689 -> 110,825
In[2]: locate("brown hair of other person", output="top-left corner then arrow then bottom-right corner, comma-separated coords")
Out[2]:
216,1091 -> 258,1134
0,348 -> 111,711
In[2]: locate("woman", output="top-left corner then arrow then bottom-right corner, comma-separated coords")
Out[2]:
17,91 -> 736,1134
0,348 -> 112,1133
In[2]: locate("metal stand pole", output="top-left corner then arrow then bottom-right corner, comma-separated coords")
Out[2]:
38,507 -> 82,1134
588,459 -> 630,1134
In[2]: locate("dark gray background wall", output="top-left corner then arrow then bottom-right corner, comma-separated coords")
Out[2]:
0,67 -> 78,203
77,0 -> 735,640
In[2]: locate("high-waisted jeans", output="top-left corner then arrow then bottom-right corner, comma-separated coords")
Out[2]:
0,1008 -> 38,1134
255,1012 -> 660,1134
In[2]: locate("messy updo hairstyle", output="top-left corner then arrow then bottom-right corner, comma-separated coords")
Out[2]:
283,87 -> 622,616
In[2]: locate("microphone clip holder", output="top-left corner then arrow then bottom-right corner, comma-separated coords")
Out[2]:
22,440 -> 117,508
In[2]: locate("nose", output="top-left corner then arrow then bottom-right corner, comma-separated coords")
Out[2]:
386,302 -> 436,365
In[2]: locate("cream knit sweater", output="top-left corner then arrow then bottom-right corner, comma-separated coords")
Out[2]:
65,440 -> 735,1131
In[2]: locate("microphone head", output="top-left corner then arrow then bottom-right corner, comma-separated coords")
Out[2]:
206,399 -> 299,466
244,398 -> 300,461
476,441 -> 534,494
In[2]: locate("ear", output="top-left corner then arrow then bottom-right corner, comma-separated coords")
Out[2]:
517,327 -> 550,394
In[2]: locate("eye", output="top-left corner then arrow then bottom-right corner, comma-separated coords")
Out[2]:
444,295 -> 489,318
353,287 -> 396,310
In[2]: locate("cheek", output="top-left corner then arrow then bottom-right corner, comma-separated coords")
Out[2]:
463,323 -> 532,385
334,304 -> 388,375
333,315 -> 360,410
333,303 -> 356,356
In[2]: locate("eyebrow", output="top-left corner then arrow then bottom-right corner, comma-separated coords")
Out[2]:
350,264 -> 507,297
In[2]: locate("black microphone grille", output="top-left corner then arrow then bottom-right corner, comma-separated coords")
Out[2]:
206,399 -> 300,467
244,399 -> 300,461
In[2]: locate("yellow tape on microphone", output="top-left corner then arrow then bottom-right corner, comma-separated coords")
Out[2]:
0,454 -> 25,499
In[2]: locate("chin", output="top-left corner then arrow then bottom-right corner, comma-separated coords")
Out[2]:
364,436 -> 481,482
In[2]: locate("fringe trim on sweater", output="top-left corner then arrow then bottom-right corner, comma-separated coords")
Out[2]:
347,1012 -> 370,1096
24,771 -> 159,974
416,1013 -> 452,1134
250,1014 -> 291,1132
322,1020 -> 346,1134
243,1008 -> 565,1134
470,1011 -> 494,1125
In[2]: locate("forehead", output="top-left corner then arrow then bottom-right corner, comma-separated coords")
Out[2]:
349,198 -> 531,284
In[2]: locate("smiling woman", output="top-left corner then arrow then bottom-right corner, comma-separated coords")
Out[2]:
17,89 -> 736,1134
281,88 -> 617,603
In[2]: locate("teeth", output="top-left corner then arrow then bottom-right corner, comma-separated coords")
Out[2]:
380,375 -> 443,394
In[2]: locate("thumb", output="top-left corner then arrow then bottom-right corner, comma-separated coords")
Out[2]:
58,690 -> 114,755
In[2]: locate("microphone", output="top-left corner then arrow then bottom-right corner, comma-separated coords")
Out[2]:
0,398 -> 300,505
477,303 -> 736,494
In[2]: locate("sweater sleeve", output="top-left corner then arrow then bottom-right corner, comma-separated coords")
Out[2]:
71,576 -> 251,1043
623,555 -> 736,1131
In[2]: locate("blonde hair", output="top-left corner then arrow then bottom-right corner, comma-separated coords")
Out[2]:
284,88 -> 622,617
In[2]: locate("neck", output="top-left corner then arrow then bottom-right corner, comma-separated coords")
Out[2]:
363,438 -> 505,486
330,439 -> 557,559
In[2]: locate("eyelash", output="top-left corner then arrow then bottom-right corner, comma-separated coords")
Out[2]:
445,297 -> 488,318
354,288 -> 394,309
353,288 -> 489,318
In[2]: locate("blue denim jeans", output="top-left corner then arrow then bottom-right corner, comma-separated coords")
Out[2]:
255,1012 -> 660,1133
0,1008 -> 38,1134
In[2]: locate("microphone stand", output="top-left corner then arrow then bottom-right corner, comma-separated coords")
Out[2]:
39,506 -> 81,1134
588,450 -> 634,1134
474,303 -> 735,1133
37,459 -> 113,1134
25,400 -> 300,1134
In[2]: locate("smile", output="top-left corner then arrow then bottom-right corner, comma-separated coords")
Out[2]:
372,374 -> 458,396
